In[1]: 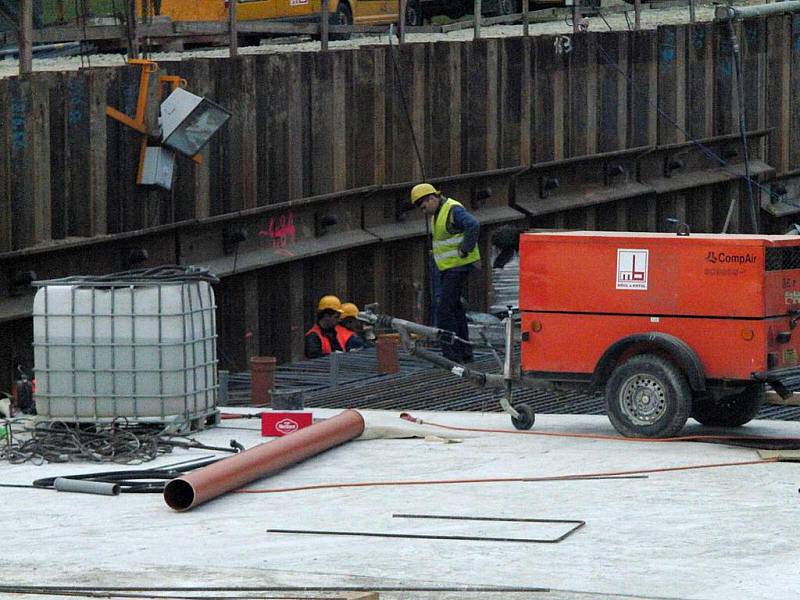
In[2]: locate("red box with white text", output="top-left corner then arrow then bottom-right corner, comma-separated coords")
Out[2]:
260,411 -> 313,436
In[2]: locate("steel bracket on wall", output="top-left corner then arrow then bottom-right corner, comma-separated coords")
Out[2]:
514,129 -> 774,218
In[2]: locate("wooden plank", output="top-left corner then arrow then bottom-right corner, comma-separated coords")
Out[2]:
627,29 -> 658,148
499,36 -> 528,167
465,39 -> 499,172
531,34 -> 567,163
172,58 -> 212,219
597,31 -> 627,153
8,78 -> 34,249
310,51 -> 335,195
237,56 -> 258,207
386,43 -> 426,182
686,23 -> 714,141
30,77 -> 51,244
111,64 -> 145,231
208,58 -> 230,215
657,24 -> 687,145
86,71 -> 107,236
352,47 -> 386,187
48,73 -> 68,241
567,32 -> 597,157
790,14 -> 800,171
0,79 -> 10,252
332,51 -> 349,191
714,21 -> 737,137
428,41 -> 461,178
741,17 -> 767,158
765,14 -> 791,174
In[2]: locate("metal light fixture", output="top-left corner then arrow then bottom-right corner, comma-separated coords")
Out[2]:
160,88 -> 232,158
140,146 -> 176,190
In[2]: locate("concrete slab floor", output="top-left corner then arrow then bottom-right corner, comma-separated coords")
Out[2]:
1,409 -> 798,600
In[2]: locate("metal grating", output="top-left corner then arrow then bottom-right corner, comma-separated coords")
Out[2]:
766,246 -> 800,271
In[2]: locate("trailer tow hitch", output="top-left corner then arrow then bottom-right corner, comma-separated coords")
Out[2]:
358,308 -> 536,430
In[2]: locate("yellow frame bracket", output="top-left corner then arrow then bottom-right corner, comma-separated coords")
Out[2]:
105,60 -> 202,185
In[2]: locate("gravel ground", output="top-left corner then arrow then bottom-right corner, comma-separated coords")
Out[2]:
0,3 -> 717,79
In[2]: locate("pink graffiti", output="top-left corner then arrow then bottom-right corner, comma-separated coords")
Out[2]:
259,212 -> 296,249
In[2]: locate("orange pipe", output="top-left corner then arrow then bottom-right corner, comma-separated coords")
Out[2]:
164,409 -> 365,511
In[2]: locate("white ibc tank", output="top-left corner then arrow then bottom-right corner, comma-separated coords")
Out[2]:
33,276 -> 218,425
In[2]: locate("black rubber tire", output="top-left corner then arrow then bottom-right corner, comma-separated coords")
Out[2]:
605,354 -> 691,438
329,1 -> 353,41
405,0 -> 424,26
691,384 -> 764,427
511,404 -> 535,430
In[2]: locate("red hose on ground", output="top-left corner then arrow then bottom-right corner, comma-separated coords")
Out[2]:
399,412 -> 800,444
163,409 -> 365,511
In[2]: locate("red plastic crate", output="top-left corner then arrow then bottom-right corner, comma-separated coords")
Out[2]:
260,411 -> 313,437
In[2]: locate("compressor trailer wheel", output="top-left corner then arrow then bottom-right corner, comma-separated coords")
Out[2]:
605,354 -> 691,438
511,404 -> 535,430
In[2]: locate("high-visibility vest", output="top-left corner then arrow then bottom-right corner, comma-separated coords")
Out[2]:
431,198 -> 480,271
305,324 -> 354,355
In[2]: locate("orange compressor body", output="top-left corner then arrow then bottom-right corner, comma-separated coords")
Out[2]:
519,231 -> 800,385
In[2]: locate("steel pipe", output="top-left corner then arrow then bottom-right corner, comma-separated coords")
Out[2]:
54,477 -> 120,496
715,1 -> 800,20
163,409 -> 365,511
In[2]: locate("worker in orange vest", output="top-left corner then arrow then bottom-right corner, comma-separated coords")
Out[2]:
305,295 -> 360,358
340,302 -> 371,347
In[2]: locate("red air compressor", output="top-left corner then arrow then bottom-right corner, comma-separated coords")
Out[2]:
518,231 -> 800,437
362,230 -> 800,438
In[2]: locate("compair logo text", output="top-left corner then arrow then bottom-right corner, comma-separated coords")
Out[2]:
704,251 -> 757,265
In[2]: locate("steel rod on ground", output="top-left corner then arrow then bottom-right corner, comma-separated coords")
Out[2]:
19,0 -> 32,74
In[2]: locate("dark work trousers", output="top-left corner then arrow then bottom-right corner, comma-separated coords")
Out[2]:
436,266 -> 472,363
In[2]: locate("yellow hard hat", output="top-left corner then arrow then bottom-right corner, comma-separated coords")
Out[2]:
340,302 -> 359,319
410,183 -> 440,205
317,295 -> 343,313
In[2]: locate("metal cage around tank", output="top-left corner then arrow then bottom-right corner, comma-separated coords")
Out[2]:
31,266 -> 219,430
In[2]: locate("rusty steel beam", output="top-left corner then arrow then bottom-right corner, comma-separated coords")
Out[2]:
0,168 -> 525,324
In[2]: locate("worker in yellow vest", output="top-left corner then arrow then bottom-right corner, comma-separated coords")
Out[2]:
410,183 -> 480,363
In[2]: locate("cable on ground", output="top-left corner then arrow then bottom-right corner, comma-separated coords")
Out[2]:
399,412 -> 800,447
236,457 -> 777,494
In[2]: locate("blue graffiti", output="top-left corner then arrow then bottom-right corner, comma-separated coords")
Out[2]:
660,29 -> 676,68
692,27 -> 706,50
67,78 -> 86,127
10,94 -> 27,153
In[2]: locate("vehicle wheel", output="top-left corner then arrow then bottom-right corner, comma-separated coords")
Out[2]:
329,1 -> 352,41
605,354 -> 691,438
405,0 -> 424,26
511,404 -> 535,430
691,384 -> 764,427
